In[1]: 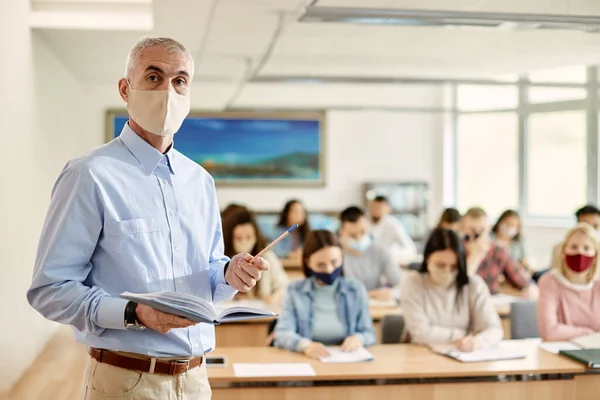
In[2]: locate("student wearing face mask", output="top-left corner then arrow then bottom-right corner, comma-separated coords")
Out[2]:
338,206 -> 401,302
491,210 -> 529,268
273,230 -> 375,358
401,228 -> 503,352
460,207 -> 537,299
222,209 -> 288,305
548,205 -> 600,275
369,196 -> 418,266
537,223 -> 600,341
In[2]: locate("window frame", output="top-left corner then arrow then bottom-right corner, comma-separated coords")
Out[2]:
449,66 -> 600,224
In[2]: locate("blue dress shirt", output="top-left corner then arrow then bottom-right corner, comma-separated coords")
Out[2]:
27,123 -> 237,357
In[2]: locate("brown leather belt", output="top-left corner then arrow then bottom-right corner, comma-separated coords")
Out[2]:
88,348 -> 203,375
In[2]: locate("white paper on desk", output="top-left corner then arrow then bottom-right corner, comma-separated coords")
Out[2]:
571,333 -> 600,349
539,341 -> 582,354
233,363 -> 316,378
430,341 -> 527,363
320,347 -> 374,363
488,294 -> 522,307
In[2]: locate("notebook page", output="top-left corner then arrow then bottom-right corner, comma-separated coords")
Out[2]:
430,342 -> 527,362
320,347 -> 374,363
571,333 -> 600,349
539,342 -> 582,354
233,363 -> 316,378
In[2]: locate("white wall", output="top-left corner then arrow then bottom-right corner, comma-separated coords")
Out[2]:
0,6 -> 85,392
523,225 -> 570,269
84,83 -> 445,221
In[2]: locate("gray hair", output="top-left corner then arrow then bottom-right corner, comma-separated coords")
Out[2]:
124,37 -> 195,81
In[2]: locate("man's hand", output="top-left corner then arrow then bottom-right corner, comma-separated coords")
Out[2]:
368,287 -> 395,301
225,253 -> 269,292
135,303 -> 197,334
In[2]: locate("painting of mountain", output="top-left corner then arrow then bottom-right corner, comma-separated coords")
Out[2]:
108,111 -> 325,186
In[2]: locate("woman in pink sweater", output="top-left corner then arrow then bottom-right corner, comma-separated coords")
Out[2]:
537,223 -> 600,341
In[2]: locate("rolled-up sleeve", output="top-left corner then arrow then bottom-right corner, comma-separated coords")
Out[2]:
27,163 -> 128,334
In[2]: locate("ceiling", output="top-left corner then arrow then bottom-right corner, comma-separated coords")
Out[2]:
30,0 -> 600,109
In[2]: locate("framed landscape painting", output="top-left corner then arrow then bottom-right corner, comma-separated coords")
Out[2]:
106,110 -> 326,187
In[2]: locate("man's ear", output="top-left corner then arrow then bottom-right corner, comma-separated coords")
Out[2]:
118,78 -> 129,102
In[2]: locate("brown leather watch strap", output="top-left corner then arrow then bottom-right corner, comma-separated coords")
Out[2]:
89,348 -> 202,375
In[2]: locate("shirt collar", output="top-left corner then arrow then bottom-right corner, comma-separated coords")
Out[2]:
119,122 -> 176,176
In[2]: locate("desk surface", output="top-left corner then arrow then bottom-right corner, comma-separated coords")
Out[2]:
208,340 -> 585,383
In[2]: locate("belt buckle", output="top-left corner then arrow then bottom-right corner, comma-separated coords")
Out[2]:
176,359 -> 190,373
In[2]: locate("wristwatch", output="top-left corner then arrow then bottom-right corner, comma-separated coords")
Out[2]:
124,301 -> 146,330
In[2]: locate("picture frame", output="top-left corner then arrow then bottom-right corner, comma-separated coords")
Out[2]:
105,109 -> 326,187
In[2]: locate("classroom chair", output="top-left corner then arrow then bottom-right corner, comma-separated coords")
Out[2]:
381,314 -> 405,344
510,301 -> 539,339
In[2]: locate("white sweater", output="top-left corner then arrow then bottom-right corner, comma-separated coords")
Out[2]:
400,271 -> 503,349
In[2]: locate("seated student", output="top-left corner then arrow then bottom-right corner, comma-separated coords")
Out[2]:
401,228 -> 503,351
369,195 -> 418,265
272,199 -> 310,260
437,207 -> 462,232
491,210 -> 529,267
339,206 -> 401,301
549,205 -> 600,271
537,223 -> 600,341
273,230 -> 376,358
222,209 -> 288,304
460,207 -> 537,299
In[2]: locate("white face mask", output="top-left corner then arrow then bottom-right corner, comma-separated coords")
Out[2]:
428,267 -> 458,287
500,225 -> 518,239
233,240 -> 256,255
126,84 -> 191,137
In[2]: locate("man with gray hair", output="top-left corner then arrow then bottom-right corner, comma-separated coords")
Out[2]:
27,37 -> 269,399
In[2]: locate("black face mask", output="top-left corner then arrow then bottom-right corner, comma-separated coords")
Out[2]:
464,231 -> 482,242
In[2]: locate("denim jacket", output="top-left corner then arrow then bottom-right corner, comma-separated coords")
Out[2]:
273,277 -> 376,352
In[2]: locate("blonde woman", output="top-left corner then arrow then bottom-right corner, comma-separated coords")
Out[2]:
537,223 -> 600,341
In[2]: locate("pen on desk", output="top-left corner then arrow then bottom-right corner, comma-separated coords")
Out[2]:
251,224 -> 299,261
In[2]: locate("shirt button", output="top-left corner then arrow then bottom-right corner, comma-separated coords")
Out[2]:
161,179 -> 167,185
169,211 -> 176,217
175,245 -> 180,251
178,279 -> 183,284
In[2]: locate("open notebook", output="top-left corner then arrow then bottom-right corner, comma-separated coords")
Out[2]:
540,333 -> 600,354
429,341 -> 527,363
121,291 -> 277,325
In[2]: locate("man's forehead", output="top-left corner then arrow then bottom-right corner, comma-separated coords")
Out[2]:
137,47 -> 191,73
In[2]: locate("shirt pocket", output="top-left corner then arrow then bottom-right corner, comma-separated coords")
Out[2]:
103,218 -> 161,254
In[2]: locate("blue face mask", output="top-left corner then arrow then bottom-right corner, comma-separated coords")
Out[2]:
347,235 -> 372,253
312,266 -> 343,285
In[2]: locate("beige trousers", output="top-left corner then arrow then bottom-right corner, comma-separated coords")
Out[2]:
82,357 -> 212,400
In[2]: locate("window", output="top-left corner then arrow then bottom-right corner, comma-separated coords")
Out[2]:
528,65 -> 586,84
526,111 -> 587,216
456,113 -> 519,218
457,85 -> 518,112
528,87 -> 586,104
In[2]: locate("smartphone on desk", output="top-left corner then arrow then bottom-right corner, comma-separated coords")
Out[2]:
205,356 -> 227,368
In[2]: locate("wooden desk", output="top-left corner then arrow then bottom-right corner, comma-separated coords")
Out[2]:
208,340 -> 592,400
